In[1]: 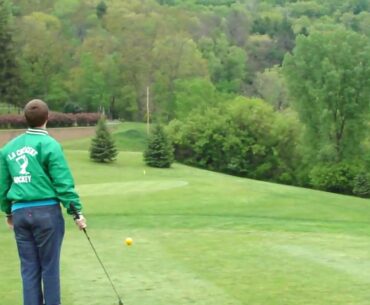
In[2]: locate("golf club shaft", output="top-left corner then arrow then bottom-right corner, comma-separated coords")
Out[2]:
83,229 -> 124,304
70,204 -> 124,305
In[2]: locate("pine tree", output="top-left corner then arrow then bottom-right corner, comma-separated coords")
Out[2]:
96,1 -> 107,19
144,125 -> 174,168
89,117 -> 118,163
0,0 -> 22,105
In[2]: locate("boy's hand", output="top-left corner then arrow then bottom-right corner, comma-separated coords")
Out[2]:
5,216 -> 13,230
75,215 -> 87,230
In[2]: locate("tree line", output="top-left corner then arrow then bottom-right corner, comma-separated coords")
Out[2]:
1,0 -> 369,195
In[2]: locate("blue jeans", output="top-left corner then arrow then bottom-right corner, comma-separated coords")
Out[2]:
13,204 -> 65,305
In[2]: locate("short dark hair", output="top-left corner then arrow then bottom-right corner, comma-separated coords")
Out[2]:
24,99 -> 49,128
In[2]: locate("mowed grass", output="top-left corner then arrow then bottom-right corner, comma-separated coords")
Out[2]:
1,127 -> 370,304
62,122 -> 148,151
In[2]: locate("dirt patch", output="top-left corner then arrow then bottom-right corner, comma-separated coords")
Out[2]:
0,127 -> 96,146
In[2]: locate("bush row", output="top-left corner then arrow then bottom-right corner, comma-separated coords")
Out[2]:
167,97 -> 301,185
167,97 -> 370,198
0,112 -> 101,129
310,163 -> 370,198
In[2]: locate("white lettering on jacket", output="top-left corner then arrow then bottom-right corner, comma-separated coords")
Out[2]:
7,146 -> 38,161
7,146 -> 38,184
13,175 -> 32,184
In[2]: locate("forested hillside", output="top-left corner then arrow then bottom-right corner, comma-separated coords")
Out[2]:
1,0 -> 369,194
1,0 -> 368,118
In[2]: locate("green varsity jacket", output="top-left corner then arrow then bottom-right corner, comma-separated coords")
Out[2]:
0,128 -> 82,215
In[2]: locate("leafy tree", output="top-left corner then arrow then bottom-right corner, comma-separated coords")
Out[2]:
225,4 -> 252,47
219,45 -> 248,93
252,9 -> 285,37
0,0 -> 22,105
152,35 -> 208,120
100,54 -> 125,120
53,0 -> 80,18
199,33 -> 248,93
156,0 -> 178,5
16,12 -> 69,108
341,11 -> 370,37
283,28 -> 370,163
115,84 -> 138,121
287,1 -> 327,18
197,36 -> 224,86
348,0 -> 369,14
105,5 -> 158,120
246,34 -> 279,82
57,0 -> 99,42
173,78 -> 219,119
67,52 -> 107,112
357,12 -> 370,37
144,124 -> 174,168
255,66 -> 289,111
89,117 -> 118,163
6,0 -> 370,125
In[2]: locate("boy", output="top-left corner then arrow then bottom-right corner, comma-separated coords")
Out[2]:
0,99 -> 86,305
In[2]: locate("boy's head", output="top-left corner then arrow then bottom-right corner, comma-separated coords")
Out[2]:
24,99 -> 49,128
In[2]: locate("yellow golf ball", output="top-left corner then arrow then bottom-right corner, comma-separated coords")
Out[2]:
125,237 -> 133,246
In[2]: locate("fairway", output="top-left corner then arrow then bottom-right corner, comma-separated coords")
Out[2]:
2,0 -> 370,302
1,136 -> 370,305
77,180 -> 189,197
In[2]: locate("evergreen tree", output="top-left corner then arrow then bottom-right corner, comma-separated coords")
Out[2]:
0,0 -> 21,105
89,117 -> 118,163
96,1 -> 107,19
353,173 -> 370,198
144,125 -> 174,168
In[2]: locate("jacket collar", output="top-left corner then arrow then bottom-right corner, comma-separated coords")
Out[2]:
26,128 -> 48,135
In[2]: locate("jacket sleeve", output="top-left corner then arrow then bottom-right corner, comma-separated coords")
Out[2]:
46,142 -> 83,215
0,150 -> 12,215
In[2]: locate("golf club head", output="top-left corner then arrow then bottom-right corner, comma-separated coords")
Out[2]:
119,300 -> 124,305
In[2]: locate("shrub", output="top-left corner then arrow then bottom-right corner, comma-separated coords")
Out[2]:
75,113 -> 101,126
144,125 -> 174,168
0,112 -> 101,128
309,162 -> 359,195
64,102 -> 83,114
353,173 -> 370,198
0,114 -> 27,129
47,112 -> 75,127
89,117 -> 118,163
167,97 -> 300,183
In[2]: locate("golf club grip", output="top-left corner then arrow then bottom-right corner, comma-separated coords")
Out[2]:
69,203 -> 80,219
70,203 -> 87,234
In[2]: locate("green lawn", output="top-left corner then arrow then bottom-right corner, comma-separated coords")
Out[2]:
0,103 -> 20,115
62,122 -> 148,151
1,126 -> 370,305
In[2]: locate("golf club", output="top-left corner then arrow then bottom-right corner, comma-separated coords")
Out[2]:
70,203 -> 124,305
